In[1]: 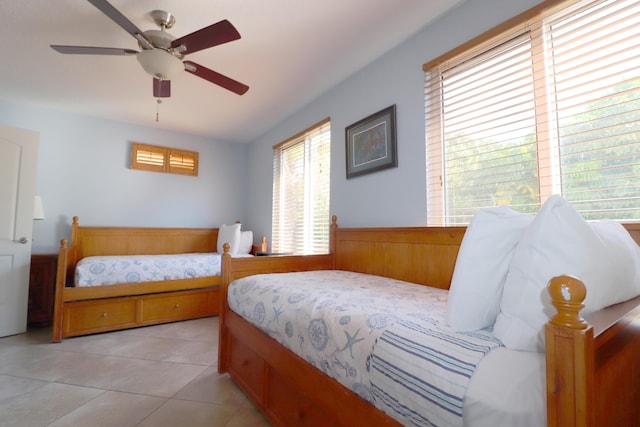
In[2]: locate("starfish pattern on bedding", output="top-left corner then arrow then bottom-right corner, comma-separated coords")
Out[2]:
341,329 -> 365,358
273,305 -> 284,323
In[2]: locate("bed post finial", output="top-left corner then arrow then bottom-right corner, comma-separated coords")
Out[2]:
60,239 -> 67,249
223,242 -> 230,255
547,275 -> 588,330
545,274 -> 594,427
72,216 -> 79,225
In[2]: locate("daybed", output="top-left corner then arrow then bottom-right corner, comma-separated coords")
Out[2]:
218,212 -> 640,426
52,216 -> 265,342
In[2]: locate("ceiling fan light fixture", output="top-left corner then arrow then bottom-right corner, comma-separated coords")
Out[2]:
52,2 -> 248,96
136,49 -> 183,80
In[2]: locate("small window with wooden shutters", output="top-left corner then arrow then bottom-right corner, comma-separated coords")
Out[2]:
131,142 -> 199,176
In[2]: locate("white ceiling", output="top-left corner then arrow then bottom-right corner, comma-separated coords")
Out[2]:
1,0 -> 460,143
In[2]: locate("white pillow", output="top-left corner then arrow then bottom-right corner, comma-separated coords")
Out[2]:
239,230 -> 254,254
493,195 -> 640,352
447,206 -> 533,332
217,223 -> 242,254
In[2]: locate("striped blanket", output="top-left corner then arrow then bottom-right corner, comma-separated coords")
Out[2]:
369,319 -> 502,427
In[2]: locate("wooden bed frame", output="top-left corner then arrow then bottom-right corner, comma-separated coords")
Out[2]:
52,216 -> 261,343
218,216 -> 640,427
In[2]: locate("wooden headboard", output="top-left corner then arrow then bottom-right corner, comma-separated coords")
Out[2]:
64,216 -> 219,283
331,218 -> 466,290
68,216 -> 218,258
330,217 -> 640,291
222,216 -> 640,292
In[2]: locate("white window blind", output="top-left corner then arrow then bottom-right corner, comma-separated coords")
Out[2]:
425,0 -> 640,225
272,118 -> 331,254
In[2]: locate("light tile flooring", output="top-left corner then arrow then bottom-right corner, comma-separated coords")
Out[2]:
0,317 -> 271,427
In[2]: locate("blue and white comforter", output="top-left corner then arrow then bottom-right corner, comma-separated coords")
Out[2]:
75,253 -> 231,286
370,319 -> 501,426
228,270 -> 502,426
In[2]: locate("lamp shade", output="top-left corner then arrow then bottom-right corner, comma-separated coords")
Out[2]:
33,195 -> 45,220
136,49 -> 184,80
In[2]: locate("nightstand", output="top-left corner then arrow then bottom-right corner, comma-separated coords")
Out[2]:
28,254 -> 58,328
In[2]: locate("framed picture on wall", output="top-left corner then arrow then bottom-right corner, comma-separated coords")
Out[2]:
345,104 -> 397,179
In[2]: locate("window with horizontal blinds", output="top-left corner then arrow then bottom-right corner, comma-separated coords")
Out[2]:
131,142 -> 199,176
272,118 -> 331,254
425,0 -> 640,225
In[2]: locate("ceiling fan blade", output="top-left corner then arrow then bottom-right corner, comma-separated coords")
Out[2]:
51,45 -> 138,55
153,78 -> 171,98
86,0 -> 153,48
171,20 -> 241,55
183,61 -> 249,95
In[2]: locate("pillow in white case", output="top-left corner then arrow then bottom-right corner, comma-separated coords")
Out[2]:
217,223 -> 242,254
447,206 -> 533,332
493,195 -> 640,352
239,230 -> 254,254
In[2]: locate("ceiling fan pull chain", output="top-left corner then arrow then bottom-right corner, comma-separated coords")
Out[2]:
156,99 -> 162,122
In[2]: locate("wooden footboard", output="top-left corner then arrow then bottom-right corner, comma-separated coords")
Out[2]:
218,217 -> 640,427
546,275 -> 640,427
52,217 -> 223,342
223,308 -> 401,426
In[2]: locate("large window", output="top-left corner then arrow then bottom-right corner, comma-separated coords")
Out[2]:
272,118 -> 331,254
425,0 -> 640,225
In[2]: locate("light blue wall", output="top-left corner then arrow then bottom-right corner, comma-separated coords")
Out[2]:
2,0 -> 543,253
0,100 -> 248,254
243,0 -> 543,242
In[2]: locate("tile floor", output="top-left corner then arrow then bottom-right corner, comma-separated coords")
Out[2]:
0,317 -> 271,427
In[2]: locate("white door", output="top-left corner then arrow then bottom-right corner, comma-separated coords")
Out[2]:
0,125 -> 39,337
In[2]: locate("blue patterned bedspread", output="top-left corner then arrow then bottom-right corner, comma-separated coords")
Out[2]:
74,253 -> 230,286
228,270 -> 501,425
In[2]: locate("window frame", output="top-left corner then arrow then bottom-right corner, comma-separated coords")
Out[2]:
424,0 -> 640,224
272,118 -> 331,255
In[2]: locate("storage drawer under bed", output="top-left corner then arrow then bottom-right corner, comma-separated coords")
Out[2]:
61,287 -> 219,338
141,289 -> 218,324
62,297 -> 138,337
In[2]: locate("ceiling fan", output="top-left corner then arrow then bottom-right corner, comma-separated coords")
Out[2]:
51,0 -> 249,98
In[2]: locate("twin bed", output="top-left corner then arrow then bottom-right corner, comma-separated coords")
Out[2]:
51,217 -> 263,342
219,213 -> 640,427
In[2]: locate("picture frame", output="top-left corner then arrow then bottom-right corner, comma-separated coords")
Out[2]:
345,104 -> 397,179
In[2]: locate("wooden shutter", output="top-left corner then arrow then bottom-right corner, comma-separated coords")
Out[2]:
131,142 -> 199,176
